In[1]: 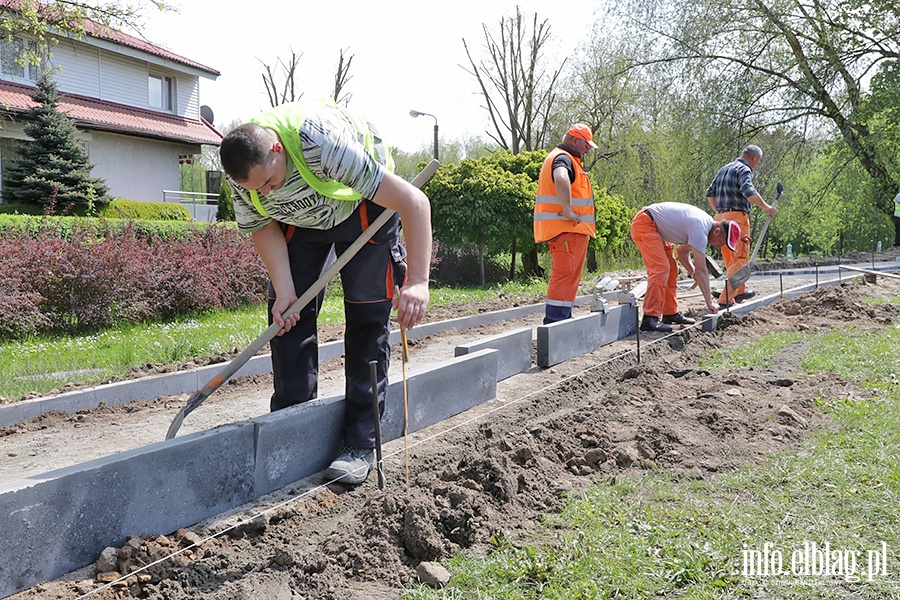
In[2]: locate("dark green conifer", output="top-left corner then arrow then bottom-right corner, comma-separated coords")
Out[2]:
4,72 -> 110,209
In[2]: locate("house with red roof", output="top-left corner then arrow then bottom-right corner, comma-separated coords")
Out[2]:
0,5 -> 221,208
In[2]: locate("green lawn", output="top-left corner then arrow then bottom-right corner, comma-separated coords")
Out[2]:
403,323 -> 900,599
0,280 -> 549,400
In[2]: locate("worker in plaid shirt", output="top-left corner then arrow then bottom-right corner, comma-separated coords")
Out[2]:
706,145 -> 777,307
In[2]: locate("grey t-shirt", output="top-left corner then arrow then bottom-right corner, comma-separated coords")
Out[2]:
643,202 -> 713,253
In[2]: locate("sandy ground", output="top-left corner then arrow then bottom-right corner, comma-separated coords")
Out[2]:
5,256 -> 900,599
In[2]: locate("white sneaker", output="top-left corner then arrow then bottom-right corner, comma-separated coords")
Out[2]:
324,446 -> 374,485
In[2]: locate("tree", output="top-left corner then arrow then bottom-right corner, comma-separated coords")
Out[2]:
4,72 -> 110,208
423,156 -> 536,284
332,47 -> 353,106
260,48 -> 303,107
0,0 -> 168,64
618,0 -> 900,212
259,47 -> 356,108
462,7 -> 565,153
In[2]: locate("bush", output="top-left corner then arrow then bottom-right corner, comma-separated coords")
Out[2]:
0,220 -> 267,338
0,213 -> 231,242
0,199 -> 193,221
99,199 -> 192,221
216,180 -> 235,221
430,243 -> 509,286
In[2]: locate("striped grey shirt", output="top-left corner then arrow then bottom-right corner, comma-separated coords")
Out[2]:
230,103 -> 388,233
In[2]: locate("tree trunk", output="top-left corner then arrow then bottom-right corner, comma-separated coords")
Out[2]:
478,234 -> 486,285
509,238 -> 517,280
521,244 -> 544,278
586,247 -> 597,272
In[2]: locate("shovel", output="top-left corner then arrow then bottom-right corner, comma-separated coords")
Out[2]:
165,159 -> 440,440
690,254 -> 724,290
727,180 -> 783,291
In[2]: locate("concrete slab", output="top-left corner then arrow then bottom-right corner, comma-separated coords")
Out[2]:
0,424 -> 256,599
250,397 -> 345,496
380,349 -> 499,441
536,304 -> 637,367
454,327 -> 532,381
701,276 -> 848,332
0,354 -> 274,429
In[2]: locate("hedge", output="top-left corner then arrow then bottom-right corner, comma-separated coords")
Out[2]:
0,217 -> 266,338
0,212 -> 232,242
0,199 -> 192,221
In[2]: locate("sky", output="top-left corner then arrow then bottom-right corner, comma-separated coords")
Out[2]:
140,0 -> 599,153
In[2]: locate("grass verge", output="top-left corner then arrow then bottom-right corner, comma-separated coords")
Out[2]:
0,280 -> 550,400
404,323 -> 900,599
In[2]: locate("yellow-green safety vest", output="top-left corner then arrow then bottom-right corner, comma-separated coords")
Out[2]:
246,99 -> 394,217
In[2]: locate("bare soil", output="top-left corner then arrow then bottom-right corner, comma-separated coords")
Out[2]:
7,268 -> 900,600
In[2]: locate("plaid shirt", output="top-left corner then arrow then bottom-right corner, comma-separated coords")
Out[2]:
706,157 -> 758,213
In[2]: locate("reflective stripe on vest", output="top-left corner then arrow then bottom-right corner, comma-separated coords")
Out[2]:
533,147 -> 596,243
246,99 -> 394,217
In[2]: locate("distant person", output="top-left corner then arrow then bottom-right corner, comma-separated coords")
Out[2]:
894,191 -> 900,247
219,98 -> 432,485
706,145 -> 777,307
534,124 -> 598,324
631,202 -> 740,332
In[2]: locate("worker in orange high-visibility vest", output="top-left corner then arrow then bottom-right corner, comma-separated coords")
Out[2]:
534,124 -> 597,324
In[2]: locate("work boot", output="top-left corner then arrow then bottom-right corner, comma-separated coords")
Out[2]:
324,446 -> 374,485
734,289 -> 757,303
662,312 -> 696,325
640,315 -> 673,333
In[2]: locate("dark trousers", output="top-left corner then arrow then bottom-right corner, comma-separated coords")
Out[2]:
894,216 -> 900,247
268,201 -> 406,448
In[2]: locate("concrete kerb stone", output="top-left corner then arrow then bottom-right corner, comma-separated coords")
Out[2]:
454,327 -> 532,381
0,423 -> 257,599
380,348 -> 499,441
537,303 -> 638,368
0,347 -> 501,598
0,297 -> 590,430
250,397 -> 345,496
251,347 -> 500,496
0,353 -> 275,429
701,274 -> 856,332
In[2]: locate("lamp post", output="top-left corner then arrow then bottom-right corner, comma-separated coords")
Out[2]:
409,109 -> 438,161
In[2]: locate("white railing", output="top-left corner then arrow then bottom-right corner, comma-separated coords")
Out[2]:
162,190 -> 219,222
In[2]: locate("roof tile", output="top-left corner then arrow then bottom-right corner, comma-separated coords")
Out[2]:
0,79 -> 223,145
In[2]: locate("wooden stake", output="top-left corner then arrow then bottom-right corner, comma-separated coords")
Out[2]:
396,286 -> 410,484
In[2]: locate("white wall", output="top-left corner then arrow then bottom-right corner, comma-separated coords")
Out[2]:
50,39 -> 101,97
40,37 -> 202,119
88,131 -> 197,203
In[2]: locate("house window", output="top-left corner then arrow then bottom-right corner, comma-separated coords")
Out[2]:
1,38 -> 39,82
149,74 -> 174,111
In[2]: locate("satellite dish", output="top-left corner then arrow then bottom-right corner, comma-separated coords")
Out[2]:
200,105 -> 214,125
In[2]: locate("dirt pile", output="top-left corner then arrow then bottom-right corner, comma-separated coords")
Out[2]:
10,279 -> 900,600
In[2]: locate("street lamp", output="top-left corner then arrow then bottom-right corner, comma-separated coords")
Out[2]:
409,109 -> 439,161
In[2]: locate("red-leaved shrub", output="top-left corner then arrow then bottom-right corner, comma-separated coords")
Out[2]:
0,219 -> 268,338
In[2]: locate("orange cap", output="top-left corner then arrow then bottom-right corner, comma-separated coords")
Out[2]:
567,123 -> 598,148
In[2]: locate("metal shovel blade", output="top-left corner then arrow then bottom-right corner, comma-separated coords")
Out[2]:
726,180 -> 783,291
727,265 -> 752,291
704,254 -> 724,279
